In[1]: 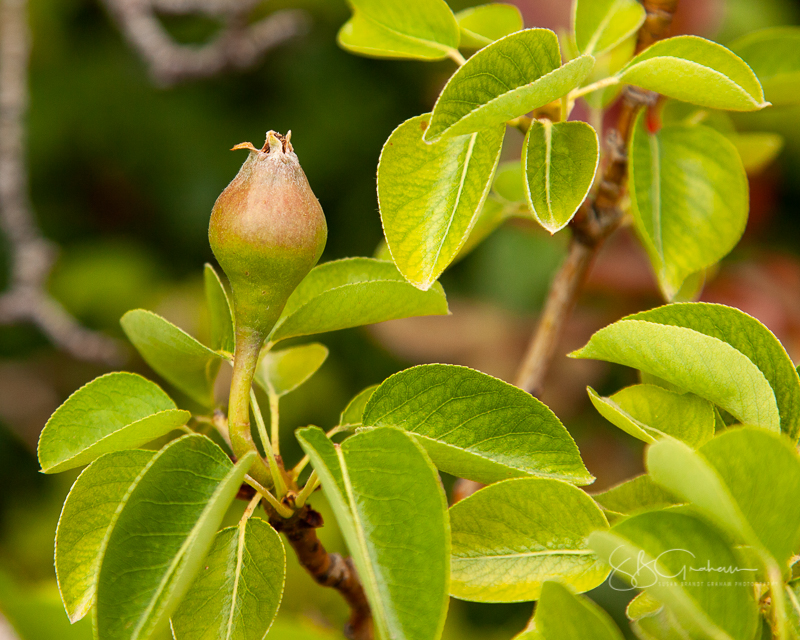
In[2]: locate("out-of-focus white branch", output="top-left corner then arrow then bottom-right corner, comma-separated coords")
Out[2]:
0,0 -> 122,365
101,0 -> 309,86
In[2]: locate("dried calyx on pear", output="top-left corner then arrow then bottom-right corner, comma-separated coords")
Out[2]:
210,130 -> 327,339
210,131 -> 327,485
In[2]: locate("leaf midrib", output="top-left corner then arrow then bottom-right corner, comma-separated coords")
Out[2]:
453,549 -> 595,561
428,132 -> 479,283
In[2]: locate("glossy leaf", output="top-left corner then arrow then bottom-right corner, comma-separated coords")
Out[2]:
269,258 -> 449,341
337,0 -> 460,61
647,428 -> 800,568
38,372 -> 190,474
425,29 -> 594,140
629,302 -> 800,439
204,263 -> 235,353
571,319 -> 781,432
618,35 -> 768,111
592,474 -> 680,517
573,0 -> 645,56
296,426 -> 449,640
339,384 -> 378,426
535,581 -> 624,640
587,384 -> 715,447
171,518 -> 285,640
450,478 -> 609,602
56,450 -> 155,622
254,343 -> 328,397
730,132 -> 784,174
730,27 -> 800,106
121,309 -> 224,407
455,3 -> 523,49
522,119 -> 599,233
363,364 -> 593,485
589,511 -> 759,640
628,114 -> 748,299
378,114 -> 505,289
95,436 -> 255,640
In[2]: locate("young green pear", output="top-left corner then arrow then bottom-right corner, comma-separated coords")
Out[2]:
210,131 -> 326,485
209,130 -> 327,338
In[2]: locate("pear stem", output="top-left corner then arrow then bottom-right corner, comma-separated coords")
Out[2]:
229,325 -> 272,487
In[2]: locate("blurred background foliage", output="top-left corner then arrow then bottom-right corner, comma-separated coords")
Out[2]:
1,0 -> 800,638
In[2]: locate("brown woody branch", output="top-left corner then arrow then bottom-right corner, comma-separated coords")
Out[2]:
100,0 -> 309,87
514,0 -> 679,397
268,504 -> 373,640
0,0 -> 121,365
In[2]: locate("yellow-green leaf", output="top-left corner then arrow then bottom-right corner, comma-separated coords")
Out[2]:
425,29 -> 594,140
628,112 -> 748,299
449,478 -> 609,602
522,119 -> 598,233
378,114 -> 505,289
38,372 -> 189,474
618,35 -> 768,111
121,309 -> 224,407
338,0 -> 460,61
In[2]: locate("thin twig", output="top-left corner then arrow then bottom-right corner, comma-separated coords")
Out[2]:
0,0 -> 121,365
514,0 -> 679,396
101,0 -> 309,87
267,504 -> 373,640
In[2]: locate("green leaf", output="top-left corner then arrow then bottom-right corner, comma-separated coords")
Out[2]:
296,426 -> 449,640
337,0 -> 460,61
38,372 -> 190,474
522,119 -> 599,233
56,450 -> 155,622
571,319 -> 781,432
628,302 -> 800,439
339,384 -> 379,426
573,0 -> 645,56
587,384 -> 715,447
628,113 -> 748,299
204,264 -> 234,354
171,517 -> 285,640
363,364 -> 593,485
647,428 -> 800,568
589,511 -> 759,640
730,27 -> 800,106
425,29 -> 595,140
492,160 -> 526,203
535,581 -> 624,640
627,593 -> 691,640
378,114 -> 505,289
591,474 -> 680,517
254,343 -> 328,397
455,3 -> 523,49
121,309 -> 224,407
95,435 -> 255,640
449,478 -> 609,602
269,258 -> 449,341
618,35 -> 768,111
729,132 -> 784,174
